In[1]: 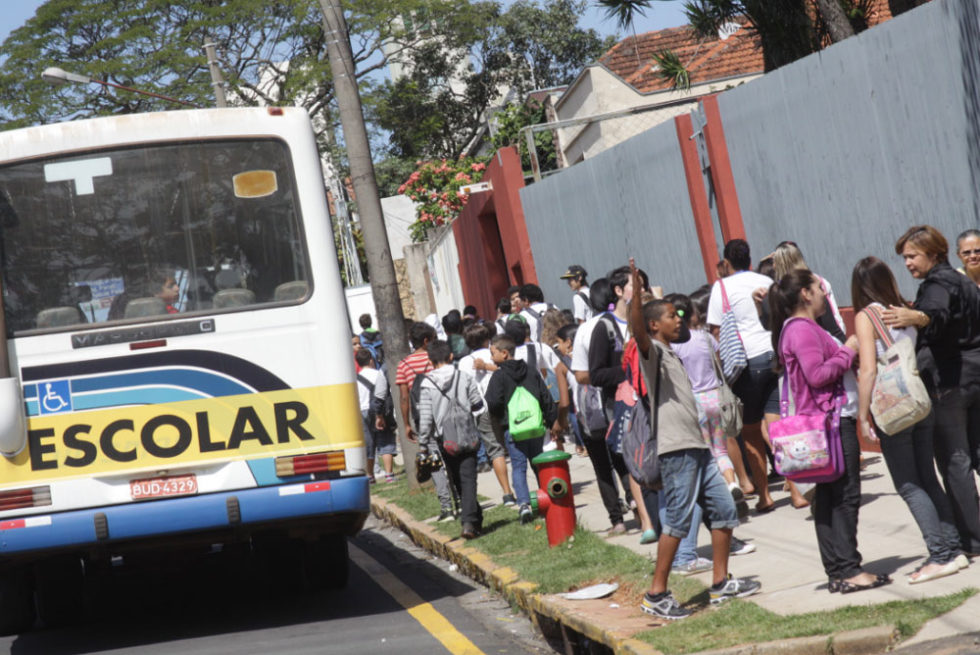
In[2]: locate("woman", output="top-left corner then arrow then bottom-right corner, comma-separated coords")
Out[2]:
770,241 -> 846,345
770,269 -> 890,593
852,257 -> 967,583
955,229 -> 980,287
883,225 -> 980,555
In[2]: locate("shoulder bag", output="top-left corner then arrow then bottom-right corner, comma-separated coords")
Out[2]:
717,280 -> 748,384
864,305 -> 931,435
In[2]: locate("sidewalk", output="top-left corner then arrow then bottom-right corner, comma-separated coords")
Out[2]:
472,449 -> 979,641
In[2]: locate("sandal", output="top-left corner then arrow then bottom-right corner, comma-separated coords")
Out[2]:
839,573 -> 891,594
755,502 -> 776,514
827,578 -> 842,593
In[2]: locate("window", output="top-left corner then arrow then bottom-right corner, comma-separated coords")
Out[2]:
0,139 -> 309,335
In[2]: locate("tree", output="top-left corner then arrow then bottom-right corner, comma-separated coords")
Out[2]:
596,0 -> 653,64
490,99 -> 557,174
0,0 -> 474,133
369,0 -> 612,162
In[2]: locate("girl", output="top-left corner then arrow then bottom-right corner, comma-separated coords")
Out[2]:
770,269 -> 890,593
852,257 -> 966,583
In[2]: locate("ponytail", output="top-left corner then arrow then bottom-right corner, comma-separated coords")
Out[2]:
768,269 -> 817,372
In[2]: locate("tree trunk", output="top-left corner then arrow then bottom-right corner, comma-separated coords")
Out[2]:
816,0 -> 856,42
889,0 -> 930,15
318,1 -> 418,483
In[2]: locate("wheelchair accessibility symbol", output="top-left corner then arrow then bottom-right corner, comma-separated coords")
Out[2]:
39,380 -> 72,415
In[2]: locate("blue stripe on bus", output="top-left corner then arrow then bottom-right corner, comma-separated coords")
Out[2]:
71,388 -> 208,411
70,370 -> 252,397
0,477 -> 370,553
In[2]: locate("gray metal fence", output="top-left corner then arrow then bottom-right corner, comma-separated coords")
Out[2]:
519,0 -> 980,307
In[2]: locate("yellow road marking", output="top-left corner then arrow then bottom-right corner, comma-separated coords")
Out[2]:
348,543 -> 486,655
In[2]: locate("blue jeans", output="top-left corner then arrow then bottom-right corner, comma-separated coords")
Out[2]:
660,500 -> 702,565
659,448 -> 738,538
506,432 -> 544,506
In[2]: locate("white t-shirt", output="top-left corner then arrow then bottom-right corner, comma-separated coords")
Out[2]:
457,347 -> 494,396
516,341 -> 558,374
707,271 -> 774,359
356,367 -> 382,413
572,286 -> 593,322
571,314 -> 602,372
520,301 -> 551,342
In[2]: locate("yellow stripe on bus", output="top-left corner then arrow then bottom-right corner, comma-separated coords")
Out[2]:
2,383 -> 363,487
349,543 -> 486,655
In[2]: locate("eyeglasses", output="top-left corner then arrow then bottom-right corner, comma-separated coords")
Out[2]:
960,249 -> 980,257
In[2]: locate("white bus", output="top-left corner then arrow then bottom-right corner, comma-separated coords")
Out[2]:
0,107 -> 369,632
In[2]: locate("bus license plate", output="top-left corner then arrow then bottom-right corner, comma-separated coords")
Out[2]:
130,475 -> 198,500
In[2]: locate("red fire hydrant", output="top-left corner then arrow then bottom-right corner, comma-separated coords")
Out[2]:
529,450 -> 575,547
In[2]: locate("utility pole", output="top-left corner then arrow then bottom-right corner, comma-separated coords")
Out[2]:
317,1 -> 416,480
203,42 -> 228,108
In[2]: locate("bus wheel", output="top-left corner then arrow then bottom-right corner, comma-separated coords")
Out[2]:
34,556 -> 84,628
305,535 -> 349,590
0,568 -> 35,635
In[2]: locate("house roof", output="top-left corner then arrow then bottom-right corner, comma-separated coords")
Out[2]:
598,19 -> 764,94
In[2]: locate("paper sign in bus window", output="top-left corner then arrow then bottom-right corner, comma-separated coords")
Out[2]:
44,157 -> 113,195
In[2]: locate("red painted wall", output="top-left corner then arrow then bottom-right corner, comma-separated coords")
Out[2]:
452,147 -> 538,319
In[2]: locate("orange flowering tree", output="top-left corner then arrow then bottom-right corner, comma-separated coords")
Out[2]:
398,157 -> 488,242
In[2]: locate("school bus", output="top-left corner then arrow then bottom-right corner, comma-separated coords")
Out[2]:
0,107 -> 368,632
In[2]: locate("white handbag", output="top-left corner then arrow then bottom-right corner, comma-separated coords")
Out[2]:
864,306 -> 931,435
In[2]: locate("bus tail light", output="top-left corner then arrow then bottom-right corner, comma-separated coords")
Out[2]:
0,486 -> 52,511
275,451 -> 346,477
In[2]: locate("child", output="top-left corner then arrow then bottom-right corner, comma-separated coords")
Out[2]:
485,334 -> 559,524
627,259 -> 759,620
354,348 -> 397,483
457,323 -> 516,505
554,323 -> 587,458
417,340 -> 485,539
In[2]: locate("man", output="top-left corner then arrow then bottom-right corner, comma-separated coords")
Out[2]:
518,283 -> 554,344
560,265 -> 593,323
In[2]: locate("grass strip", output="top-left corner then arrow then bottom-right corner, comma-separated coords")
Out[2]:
637,588 -> 975,654
372,476 -> 975,654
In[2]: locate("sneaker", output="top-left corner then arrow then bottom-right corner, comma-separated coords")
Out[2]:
730,537 -> 756,556
384,474 -> 396,483
954,553 -> 970,570
728,482 -> 744,503
672,556 -> 712,576
436,508 -> 454,522
608,522 -> 627,536
519,504 -> 534,524
501,494 -> 518,507
461,523 -> 479,539
710,574 -> 761,604
640,591 -> 691,620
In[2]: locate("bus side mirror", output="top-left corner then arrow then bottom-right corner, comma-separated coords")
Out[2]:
0,378 -> 26,457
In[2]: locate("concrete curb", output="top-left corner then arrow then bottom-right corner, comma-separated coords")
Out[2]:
370,496 -> 897,655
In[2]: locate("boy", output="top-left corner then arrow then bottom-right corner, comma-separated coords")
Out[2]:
355,348 -> 396,482
560,265 -> 593,323
485,334 -> 559,524
417,340 -> 485,539
457,323 -> 516,505
627,259 -> 759,620
357,313 -> 384,367
396,322 -> 453,520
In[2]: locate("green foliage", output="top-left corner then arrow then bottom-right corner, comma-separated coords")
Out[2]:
370,0 -> 612,161
490,100 -> 556,174
398,157 -> 488,242
652,49 -> 691,90
374,156 -> 420,198
596,0 -> 655,31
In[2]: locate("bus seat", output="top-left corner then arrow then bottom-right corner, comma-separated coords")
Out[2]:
36,307 -> 84,329
123,297 -> 168,318
212,288 -> 256,308
273,281 -> 308,302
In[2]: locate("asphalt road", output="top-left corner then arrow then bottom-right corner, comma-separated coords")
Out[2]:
0,517 -> 548,655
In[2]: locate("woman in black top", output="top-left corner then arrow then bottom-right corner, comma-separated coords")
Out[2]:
884,225 -> 980,555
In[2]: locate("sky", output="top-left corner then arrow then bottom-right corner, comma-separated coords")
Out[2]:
0,1 -> 692,51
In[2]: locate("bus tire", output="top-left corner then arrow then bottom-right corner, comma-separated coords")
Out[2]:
305,535 -> 348,590
34,556 -> 84,628
0,568 -> 35,635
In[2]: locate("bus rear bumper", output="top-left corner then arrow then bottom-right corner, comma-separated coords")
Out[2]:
0,476 -> 370,556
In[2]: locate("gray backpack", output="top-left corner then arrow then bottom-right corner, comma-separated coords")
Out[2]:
432,372 -> 481,457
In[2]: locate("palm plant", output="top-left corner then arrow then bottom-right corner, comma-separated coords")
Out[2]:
596,0 -> 655,65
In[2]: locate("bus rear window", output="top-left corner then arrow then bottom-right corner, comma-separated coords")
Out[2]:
0,139 -> 310,335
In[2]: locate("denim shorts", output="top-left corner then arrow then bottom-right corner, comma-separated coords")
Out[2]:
659,448 -> 739,538
732,352 -> 780,424
362,414 -> 397,457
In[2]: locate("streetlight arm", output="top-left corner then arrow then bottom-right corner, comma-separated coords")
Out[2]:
40,66 -> 200,108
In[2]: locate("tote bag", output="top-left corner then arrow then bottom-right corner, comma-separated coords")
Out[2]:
708,336 -> 743,439
717,280 -> 748,384
864,306 -> 931,435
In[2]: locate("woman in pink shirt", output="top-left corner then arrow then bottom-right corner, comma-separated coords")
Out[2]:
770,269 -> 891,594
